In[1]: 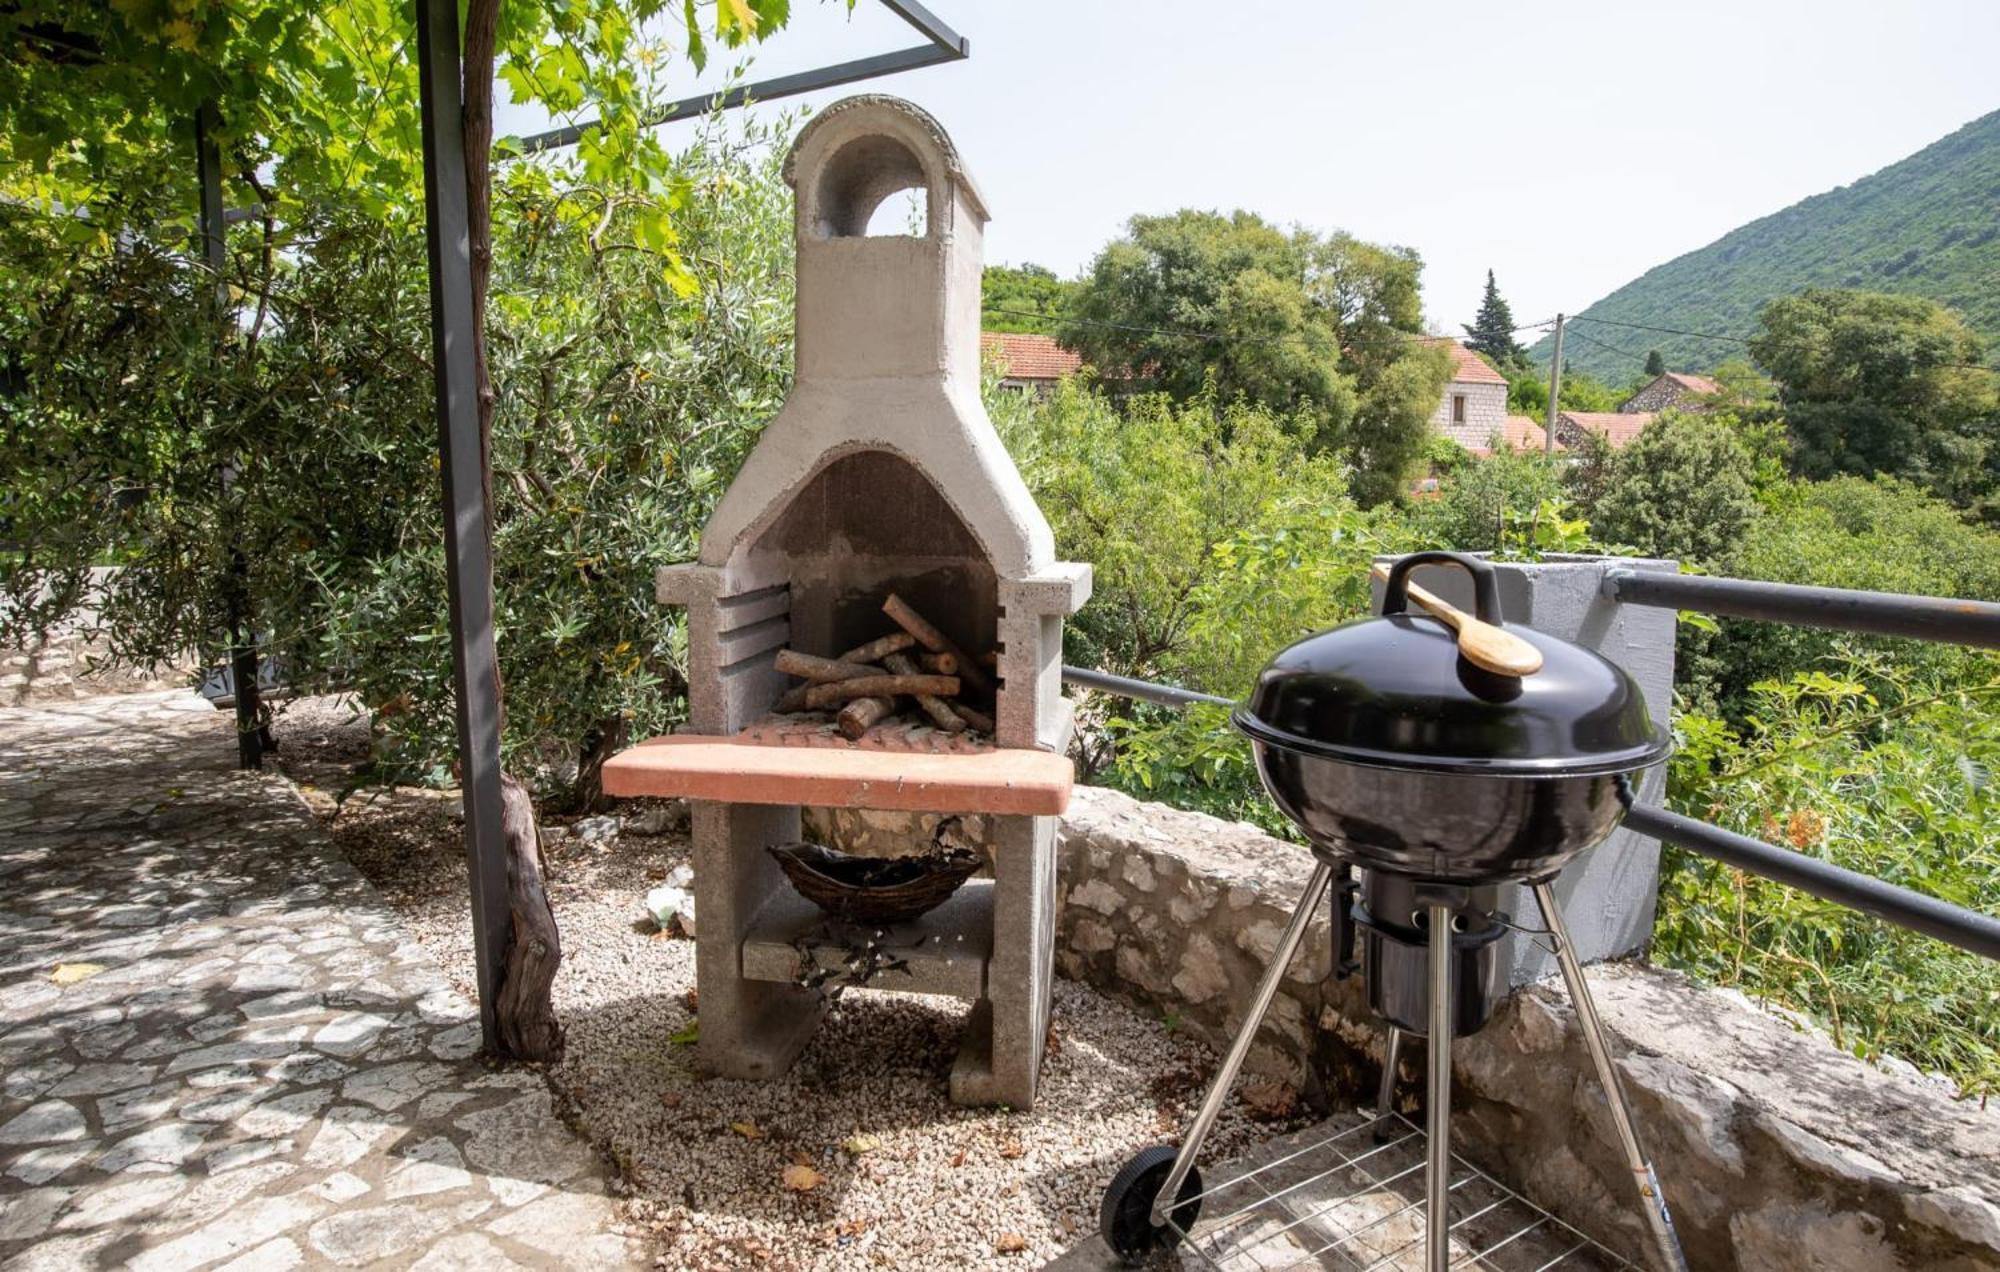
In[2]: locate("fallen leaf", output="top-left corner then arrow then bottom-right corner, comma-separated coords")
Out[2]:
842,1133 -> 881,1156
660,1093 -> 684,1109
996,1233 -> 1028,1254
684,988 -> 699,1013
730,1120 -> 766,1140
1044,1021 -> 1062,1058
789,1149 -> 814,1167
998,1139 -> 1025,1160
1241,1080 -> 1298,1121
49,963 -> 105,987
835,1218 -> 870,1238
781,1163 -> 823,1192
949,1148 -> 967,1168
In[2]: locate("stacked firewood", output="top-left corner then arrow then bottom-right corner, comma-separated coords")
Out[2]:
771,593 -> 999,740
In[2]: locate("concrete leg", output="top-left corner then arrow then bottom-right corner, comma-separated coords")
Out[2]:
951,812 -> 1055,1108
690,801 -> 824,1080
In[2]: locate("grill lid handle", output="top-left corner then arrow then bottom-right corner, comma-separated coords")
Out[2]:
1381,551 -> 1504,624
1377,553 -> 1545,678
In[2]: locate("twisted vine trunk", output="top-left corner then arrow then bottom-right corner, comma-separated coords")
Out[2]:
461,0 -> 561,1062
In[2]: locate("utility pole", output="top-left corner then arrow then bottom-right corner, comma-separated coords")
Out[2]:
1543,313 -> 1566,455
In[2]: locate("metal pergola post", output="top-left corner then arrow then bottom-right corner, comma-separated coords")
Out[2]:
414,0 -> 512,1052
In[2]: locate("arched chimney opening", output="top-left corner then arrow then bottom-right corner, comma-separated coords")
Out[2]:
809,133 -> 934,239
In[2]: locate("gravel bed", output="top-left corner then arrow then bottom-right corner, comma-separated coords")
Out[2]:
273,695 -> 1295,1269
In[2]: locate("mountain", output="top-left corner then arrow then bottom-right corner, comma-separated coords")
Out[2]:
1533,108 -> 2000,381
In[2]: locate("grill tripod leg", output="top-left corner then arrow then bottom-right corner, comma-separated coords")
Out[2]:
1425,905 -> 1455,1272
1148,861 -> 1334,1228
1533,882 -> 1689,1272
1372,1025 -> 1403,1142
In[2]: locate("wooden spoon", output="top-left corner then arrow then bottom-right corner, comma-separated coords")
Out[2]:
1372,563 -> 1544,677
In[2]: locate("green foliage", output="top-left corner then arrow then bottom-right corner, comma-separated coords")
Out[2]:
0,108 -> 797,799
1058,209 -> 1450,505
1533,108 -> 2000,380
1689,477 -> 2000,712
993,380 -> 1368,686
1657,667 -> 2000,1096
1462,269 -> 1525,369
1504,362 -> 1621,417
0,1 -> 807,270
1589,411 -> 1761,566
980,263 -> 1073,333
1752,288 -> 1998,510
1644,349 -> 1666,376
1409,447 -> 1574,556
992,377 -> 1415,821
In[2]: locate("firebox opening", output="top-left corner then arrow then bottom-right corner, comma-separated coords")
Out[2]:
811,134 -> 934,239
747,448 -> 996,667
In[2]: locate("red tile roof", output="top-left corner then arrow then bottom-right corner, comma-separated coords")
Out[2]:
1664,372 -> 1720,395
1560,410 -> 1654,448
981,331 -> 1082,381
1424,338 -> 1510,386
1492,415 -> 1557,454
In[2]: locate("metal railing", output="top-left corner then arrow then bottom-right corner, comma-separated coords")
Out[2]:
1060,566 -> 2000,965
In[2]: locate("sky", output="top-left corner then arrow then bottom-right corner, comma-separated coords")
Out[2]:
494,0 -> 2000,336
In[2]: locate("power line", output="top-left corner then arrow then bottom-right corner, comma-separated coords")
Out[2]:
1562,325 -> 1652,368
982,306 -> 1554,357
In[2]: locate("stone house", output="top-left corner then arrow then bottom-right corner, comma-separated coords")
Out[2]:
1427,339 -> 1513,451
1621,370 -> 1720,414
1556,409 -> 1654,449
980,330 -> 1081,392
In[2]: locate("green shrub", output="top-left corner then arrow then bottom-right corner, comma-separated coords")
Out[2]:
1657,666 -> 2000,1096
1693,476 -> 2000,711
1590,410 -> 1761,567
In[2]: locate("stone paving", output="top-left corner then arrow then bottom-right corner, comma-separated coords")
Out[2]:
0,692 -> 642,1270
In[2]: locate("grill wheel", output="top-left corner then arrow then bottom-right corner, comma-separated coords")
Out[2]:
1099,1144 -> 1202,1264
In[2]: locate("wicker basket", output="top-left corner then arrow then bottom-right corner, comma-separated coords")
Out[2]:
768,841 -> 981,925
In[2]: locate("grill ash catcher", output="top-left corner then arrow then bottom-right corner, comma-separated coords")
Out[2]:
1101,552 -> 1689,1271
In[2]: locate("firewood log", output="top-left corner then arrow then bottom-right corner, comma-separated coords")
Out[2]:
918,651 -> 958,675
773,650 -> 884,682
955,703 -> 995,734
804,675 -> 959,708
886,652 -> 966,732
771,649 -> 884,712
837,696 -> 893,739
837,631 -> 918,664
881,594 -> 993,697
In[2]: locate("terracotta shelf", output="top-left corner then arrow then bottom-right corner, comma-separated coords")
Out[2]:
601,733 -> 1073,815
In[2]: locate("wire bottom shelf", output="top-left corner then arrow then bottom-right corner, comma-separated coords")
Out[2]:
1164,1111 -> 1634,1271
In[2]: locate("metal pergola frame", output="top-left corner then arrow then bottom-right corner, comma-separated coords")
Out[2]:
410,0 -> 966,1051
133,0 -> 972,1053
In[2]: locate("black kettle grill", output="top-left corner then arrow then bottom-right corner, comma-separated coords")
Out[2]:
1101,553 -> 1687,1271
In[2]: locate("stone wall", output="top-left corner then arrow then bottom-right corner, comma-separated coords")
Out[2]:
1430,379 -> 1509,451
1053,784 -> 2000,1271
0,571 -> 191,705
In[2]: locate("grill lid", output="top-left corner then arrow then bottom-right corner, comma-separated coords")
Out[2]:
1233,552 -> 1670,776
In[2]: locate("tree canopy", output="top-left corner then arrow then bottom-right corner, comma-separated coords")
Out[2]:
1462,269 -> 1525,368
980,263 -> 1074,334
1058,209 -> 1449,505
1751,288 -> 1998,511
